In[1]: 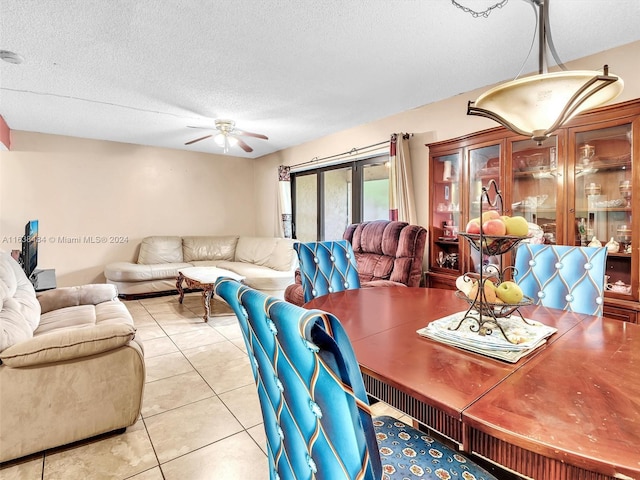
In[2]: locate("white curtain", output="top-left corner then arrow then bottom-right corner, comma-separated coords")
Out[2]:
389,133 -> 417,224
277,165 -> 293,238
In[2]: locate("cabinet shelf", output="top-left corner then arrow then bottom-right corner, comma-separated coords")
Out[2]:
514,168 -> 557,178
576,207 -> 631,213
575,157 -> 631,173
435,238 -> 459,245
607,252 -> 632,259
512,206 -> 556,213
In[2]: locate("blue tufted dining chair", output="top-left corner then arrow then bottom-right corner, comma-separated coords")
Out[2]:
215,277 -> 498,480
513,244 -> 608,316
294,240 -> 361,303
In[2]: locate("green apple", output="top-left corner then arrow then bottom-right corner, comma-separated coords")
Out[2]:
495,281 -> 524,304
504,215 -> 529,236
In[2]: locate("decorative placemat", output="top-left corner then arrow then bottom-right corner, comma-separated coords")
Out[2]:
417,311 -> 557,363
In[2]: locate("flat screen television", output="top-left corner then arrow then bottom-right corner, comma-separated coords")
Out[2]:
21,220 -> 39,279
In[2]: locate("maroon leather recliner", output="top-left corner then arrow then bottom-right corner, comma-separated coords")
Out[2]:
284,220 -> 427,306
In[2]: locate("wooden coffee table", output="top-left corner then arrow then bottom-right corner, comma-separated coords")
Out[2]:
176,267 -> 245,322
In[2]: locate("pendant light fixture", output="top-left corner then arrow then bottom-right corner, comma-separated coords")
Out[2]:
465,0 -> 623,144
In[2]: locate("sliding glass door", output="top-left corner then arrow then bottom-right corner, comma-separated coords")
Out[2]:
291,155 -> 388,241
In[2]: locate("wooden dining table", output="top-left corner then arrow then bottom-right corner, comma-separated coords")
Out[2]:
304,287 -> 640,480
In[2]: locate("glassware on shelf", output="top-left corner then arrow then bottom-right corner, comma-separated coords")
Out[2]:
584,183 -> 601,196
579,144 -> 595,165
619,180 -> 632,207
617,224 -> 632,244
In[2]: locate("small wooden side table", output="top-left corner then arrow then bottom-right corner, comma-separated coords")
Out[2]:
176,267 -> 245,322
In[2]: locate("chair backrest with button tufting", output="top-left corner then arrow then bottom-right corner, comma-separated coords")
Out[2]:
294,240 -> 361,304
514,244 -> 608,316
214,277 -> 381,480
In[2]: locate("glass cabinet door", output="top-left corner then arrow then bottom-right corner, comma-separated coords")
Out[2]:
469,144 -> 501,220
511,136 -> 559,244
431,151 -> 462,275
573,123 -> 633,298
467,143 -> 502,273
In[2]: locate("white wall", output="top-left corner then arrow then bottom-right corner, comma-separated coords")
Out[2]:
0,133 -> 256,286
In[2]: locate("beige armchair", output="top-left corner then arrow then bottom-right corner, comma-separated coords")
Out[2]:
0,251 -> 145,463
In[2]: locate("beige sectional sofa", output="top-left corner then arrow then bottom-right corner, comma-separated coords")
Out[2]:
104,235 -> 297,299
0,251 -> 144,463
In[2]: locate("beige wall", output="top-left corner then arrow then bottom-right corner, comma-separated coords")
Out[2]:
0,133 -> 256,286
254,40 -> 640,242
1,41 -> 638,287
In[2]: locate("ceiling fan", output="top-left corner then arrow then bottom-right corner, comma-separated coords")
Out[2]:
184,119 -> 268,153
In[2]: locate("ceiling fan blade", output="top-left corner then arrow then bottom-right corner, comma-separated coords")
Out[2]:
236,138 -> 254,153
186,125 -> 213,130
233,129 -> 268,140
185,134 -> 213,145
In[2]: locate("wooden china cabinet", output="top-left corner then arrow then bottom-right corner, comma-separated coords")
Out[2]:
426,98 -> 640,323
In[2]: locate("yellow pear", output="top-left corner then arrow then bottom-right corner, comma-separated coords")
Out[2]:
468,279 -> 497,303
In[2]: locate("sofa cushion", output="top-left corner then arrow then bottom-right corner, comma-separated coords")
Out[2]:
235,237 -> 296,272
0,252 -> 41,352
138,236 -> 184,264
105,262 -> 193,282
353,254 -> 395,283
0,323 -> 136,367
182,236 -> 238,263
215,261 -> 295,291
37,284 -> 118,314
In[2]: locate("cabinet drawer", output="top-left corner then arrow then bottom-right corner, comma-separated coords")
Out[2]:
425,272 -> 457,290
603,304 -> 638,323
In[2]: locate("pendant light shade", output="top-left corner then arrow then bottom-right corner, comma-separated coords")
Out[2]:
468,66 -> 623,143
466,0 -> 623,144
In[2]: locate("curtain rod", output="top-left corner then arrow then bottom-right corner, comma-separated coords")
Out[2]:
289,134 -> 412,169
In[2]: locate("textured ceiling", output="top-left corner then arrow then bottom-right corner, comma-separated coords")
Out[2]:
1,0 -> 639,158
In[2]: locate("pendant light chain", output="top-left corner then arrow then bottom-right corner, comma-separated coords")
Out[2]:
451,0 -> 509,18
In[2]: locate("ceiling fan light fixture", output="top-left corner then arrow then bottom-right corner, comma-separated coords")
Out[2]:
184,118 -> 266,153
214,132 -> 239,153
213,133 -> 227,147
465,0 -> 623,144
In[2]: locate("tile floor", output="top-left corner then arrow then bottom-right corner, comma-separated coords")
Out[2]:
0,292 -> 407,480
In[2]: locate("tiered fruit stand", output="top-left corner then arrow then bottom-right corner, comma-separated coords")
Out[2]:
452,180 -> 533,343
